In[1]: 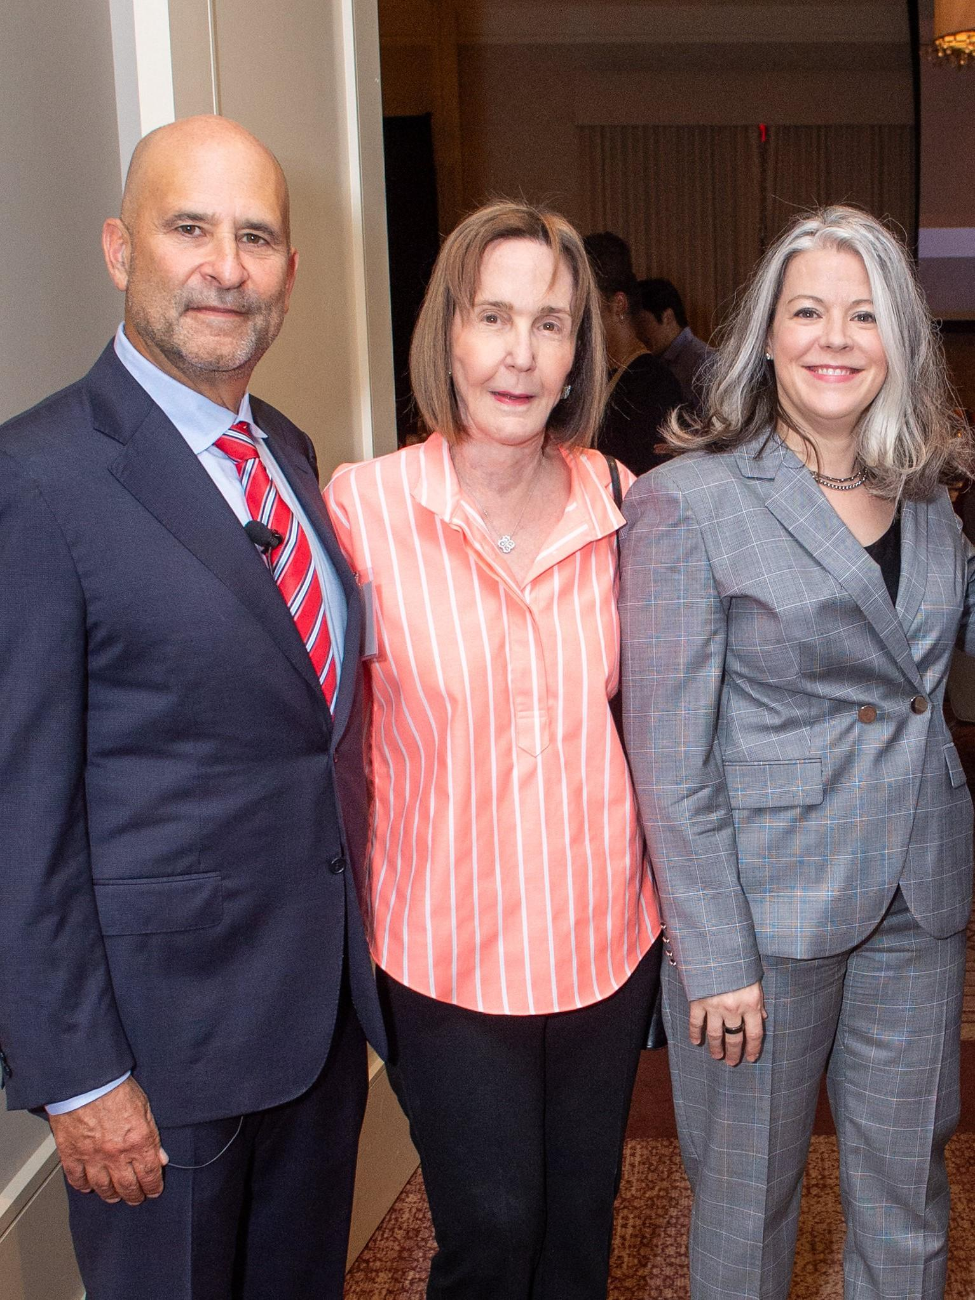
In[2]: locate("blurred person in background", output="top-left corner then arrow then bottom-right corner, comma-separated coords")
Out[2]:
637,276 -> 715,419
584,232 -> 681,476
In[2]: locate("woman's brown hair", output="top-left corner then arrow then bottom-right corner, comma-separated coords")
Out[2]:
409,200 -> 607,447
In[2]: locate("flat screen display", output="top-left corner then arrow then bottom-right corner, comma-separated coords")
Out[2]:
917,0 -> 975,320
918,227 -> 975,321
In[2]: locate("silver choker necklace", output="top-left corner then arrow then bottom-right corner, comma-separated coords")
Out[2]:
811,465 -> 867,492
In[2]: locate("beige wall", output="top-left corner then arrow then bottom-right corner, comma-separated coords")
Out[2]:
211,0 -> 394,473
379,0 -> 436,116
0,8 -> 120,1278
379,0 -> 913,233
919,58 -> 975,232
380,13 -> 913,236
382,42 -> 436,116
457,46 -> 913,229
458,45 -> 583,223
945,333 -> 975,412
1,1167 -> 83,1300
0,0 -> 122,422
168,0 -> 396,475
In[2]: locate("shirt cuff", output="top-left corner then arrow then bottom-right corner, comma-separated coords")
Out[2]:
45,1073 -> 131,1115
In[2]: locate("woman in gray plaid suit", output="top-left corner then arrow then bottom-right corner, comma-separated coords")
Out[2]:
620,206 -> 974,1300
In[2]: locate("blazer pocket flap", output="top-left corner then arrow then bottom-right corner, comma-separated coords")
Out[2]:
944,742 -> 968,789
725,758 -> 824,810
94,873 -> 223,936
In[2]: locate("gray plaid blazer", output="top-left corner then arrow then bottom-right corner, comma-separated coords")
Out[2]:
620,434 -> 975,1002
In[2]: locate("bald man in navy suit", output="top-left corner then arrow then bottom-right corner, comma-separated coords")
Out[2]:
0,115 -> 385,1299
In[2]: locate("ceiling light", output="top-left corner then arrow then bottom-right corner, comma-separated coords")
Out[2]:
933,0 -> 975,64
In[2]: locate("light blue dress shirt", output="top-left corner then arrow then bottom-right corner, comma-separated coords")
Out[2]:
46,326 -> 346,1116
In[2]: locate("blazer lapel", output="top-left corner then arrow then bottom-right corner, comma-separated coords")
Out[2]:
895,496 -> 928,637
252,400 -> 363,746
92,355 -> 330,705
739,438 -> 924,690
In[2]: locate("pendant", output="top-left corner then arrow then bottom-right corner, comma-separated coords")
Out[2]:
497,534 -> 516,554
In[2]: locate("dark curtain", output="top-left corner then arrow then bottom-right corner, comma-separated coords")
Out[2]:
383,114 -> 441,442
579,122 -> 917,342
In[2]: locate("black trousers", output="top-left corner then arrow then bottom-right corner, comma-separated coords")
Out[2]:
66,985 -> 367,1300
378,942 -> 660,1300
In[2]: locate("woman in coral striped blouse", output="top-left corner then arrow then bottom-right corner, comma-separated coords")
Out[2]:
326,202 -> 661,1300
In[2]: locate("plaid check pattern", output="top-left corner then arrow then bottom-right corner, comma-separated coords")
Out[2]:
216,421 -> 337,708
661,896 -> 965,1300
620,433 -> 975,1300
620,437 -> 974,1000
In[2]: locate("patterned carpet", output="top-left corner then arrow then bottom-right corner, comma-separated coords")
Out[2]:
347,904 -> 975,1296
345,1134 -> 975,1298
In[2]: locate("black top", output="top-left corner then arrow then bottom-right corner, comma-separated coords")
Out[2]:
597,351 -> 682,478
864,513 -> 901,606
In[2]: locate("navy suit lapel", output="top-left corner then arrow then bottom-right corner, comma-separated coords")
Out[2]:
738,437 -> 924,690
89,348 -> 333,713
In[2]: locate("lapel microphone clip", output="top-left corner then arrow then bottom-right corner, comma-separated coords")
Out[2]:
244,520 -> 284,554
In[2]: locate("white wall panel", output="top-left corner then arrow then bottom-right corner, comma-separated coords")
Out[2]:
0,0 -> 123,421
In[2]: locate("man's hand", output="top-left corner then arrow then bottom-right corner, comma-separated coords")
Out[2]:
688,981 -> 766,1066
49,1077 -> 168,1205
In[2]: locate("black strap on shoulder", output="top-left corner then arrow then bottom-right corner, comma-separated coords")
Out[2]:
604,453 -> 622,509
603,453 -> 622,562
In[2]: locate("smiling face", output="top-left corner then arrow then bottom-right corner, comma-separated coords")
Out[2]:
103,118 -> 297,406
449,238 -> 577,449
767,246 -> 888,441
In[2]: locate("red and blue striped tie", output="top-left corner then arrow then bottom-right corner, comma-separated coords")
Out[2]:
216,421 -> 337,709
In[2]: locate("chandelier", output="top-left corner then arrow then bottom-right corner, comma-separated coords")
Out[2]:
932,0 -> 975,64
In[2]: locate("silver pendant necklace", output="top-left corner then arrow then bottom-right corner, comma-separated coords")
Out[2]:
453,448 -> 545,553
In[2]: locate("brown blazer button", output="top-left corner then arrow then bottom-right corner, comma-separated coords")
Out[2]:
858,704 -> 878,724
910,695 -> 929,715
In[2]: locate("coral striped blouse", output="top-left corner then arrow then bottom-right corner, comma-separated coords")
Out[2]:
325,433 -> 660,1015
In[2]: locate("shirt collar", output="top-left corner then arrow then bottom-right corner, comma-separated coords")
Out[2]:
113,324 -> 260,453
662,325 -> 693,364
408,431 -> 463,525
410,432 -> 623,587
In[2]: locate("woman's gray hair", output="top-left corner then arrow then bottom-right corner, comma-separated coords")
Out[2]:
668,205 -> 970,500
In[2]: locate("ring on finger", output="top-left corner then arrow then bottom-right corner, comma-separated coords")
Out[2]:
724,1021 -> 745,1035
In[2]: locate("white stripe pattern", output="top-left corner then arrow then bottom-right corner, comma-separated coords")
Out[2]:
325,434 -> 660,1015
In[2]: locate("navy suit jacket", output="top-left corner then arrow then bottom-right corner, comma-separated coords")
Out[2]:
0,344 -> 385,1126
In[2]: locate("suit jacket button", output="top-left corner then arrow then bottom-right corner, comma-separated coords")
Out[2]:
328,854 -> 348,875
910,695 -> 929,715
858,704 -> 878,724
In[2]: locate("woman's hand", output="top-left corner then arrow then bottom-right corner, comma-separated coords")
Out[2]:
688,982 -> 766,1066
